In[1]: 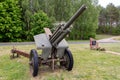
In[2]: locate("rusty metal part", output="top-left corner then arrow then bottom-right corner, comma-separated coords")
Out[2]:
41,58 -> 64,63
52,58 -> 55,70
11,49 -> 30,58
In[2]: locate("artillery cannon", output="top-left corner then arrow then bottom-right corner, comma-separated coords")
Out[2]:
11,5 -> 87,77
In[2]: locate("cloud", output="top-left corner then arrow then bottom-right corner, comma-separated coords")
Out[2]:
98,0 -> 120,7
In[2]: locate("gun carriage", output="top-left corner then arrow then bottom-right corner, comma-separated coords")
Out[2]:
11,5 -> 87,77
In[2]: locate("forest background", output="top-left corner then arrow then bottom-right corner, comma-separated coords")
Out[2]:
0,0 -> 120,42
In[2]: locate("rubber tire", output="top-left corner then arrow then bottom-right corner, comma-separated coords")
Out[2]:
64,49 -> 74,71
30,49 -> 39,77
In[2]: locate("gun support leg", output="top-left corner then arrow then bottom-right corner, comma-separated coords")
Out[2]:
52,58 -> 55,71
11,49 -> 30,58
10,49 -> 19,59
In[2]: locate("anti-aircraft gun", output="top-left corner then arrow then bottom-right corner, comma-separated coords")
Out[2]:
11,4 -> 87,77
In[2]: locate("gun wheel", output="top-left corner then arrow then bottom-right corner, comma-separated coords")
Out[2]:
29,49 -> 39,77
60,49 -> 74,71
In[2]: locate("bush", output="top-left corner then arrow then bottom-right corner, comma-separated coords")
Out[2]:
0,0 -> 23,42
26,10 -> 51,41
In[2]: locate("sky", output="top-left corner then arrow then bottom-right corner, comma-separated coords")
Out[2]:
98,0 -> 120,7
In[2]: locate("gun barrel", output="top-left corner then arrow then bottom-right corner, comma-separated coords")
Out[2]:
63,4 -> 87,30
50,4 -> 87,47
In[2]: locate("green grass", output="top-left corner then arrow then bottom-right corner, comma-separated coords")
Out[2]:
95,34 -> 114,40
0,55 -> 29,80
0,43 -> 120,80
99,43 -> 120,53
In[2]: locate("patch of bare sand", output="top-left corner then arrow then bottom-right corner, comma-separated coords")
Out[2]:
105,51 -> 120,55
